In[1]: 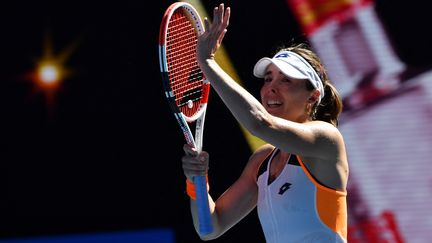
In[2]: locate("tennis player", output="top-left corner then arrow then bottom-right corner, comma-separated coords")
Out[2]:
182,3 -> 349,242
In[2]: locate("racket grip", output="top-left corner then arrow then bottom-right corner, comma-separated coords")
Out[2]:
194,175 -> 213,235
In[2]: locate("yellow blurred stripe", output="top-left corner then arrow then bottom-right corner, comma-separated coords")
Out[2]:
181,0 -> 265,151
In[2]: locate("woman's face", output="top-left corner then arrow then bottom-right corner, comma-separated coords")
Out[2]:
260,63 -> 314,122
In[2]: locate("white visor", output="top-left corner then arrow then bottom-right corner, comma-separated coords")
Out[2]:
253,50 -> 325,103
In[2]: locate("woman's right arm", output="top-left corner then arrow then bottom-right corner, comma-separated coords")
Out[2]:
182,143 -> 273,240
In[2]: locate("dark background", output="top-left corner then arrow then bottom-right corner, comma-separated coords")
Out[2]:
0,0 -> 430,242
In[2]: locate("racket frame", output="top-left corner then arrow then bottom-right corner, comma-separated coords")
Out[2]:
159,2 -> 213,236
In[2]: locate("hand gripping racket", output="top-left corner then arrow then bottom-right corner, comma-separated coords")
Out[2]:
158,2 -> 213,235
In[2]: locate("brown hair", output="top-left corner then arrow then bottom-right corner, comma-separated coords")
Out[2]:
281,43 -> 343,126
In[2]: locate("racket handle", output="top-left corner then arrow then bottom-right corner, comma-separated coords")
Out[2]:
194,175 -> 213,235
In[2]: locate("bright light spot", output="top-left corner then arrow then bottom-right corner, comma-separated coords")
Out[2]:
33,60 -> 64,90
27,31 -> 78,93
38,64 -> 59,84
22,31 -> 79,117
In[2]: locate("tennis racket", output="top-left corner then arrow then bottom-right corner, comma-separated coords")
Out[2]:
158,2 -> 213,235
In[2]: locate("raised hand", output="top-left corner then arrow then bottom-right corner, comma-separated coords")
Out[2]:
197,3 -> 231,63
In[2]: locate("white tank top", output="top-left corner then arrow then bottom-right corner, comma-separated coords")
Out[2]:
257,149 -> 347,243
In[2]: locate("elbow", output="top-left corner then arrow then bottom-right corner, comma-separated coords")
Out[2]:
198,231 -> 222,241
196,221 -> 225,241
246,111 -> 272,138
200,235 -> 217,241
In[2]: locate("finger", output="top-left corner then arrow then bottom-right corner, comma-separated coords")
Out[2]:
182,161 -> 208,171
217,4 -> 224,24
184,170 -> 207,178
213,6 -> 219,25
183,144 -> 198,156
182,161 -> 208,176
217,28 -> 227,45
204,17 -> 210,32
223,7 -> 230,27
182,151 -> 209,167
198,151 -> 209,163
182,156 -> 202,166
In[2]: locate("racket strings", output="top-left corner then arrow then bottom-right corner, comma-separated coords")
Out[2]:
166,9 -> 205,117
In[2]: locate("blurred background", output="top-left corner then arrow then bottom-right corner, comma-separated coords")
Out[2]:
1,0 -> 431,242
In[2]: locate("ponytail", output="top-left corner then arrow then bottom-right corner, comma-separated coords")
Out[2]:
314,82 -> 343,126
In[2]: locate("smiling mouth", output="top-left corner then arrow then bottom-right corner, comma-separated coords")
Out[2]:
267,100 -> 282,108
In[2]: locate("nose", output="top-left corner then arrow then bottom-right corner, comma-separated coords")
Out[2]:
267,80 -> 277,93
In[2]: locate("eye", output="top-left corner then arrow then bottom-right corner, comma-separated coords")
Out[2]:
282,77 -> 291,83
264,76 -> 272,83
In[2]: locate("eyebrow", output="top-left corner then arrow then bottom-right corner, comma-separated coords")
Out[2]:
264,69 -> 285,76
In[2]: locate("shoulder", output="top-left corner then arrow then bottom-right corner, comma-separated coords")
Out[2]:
249,144 -> 275,163
302,120 -> 346,159
242,144 -> 274,178
307,120 -> 340,131
307,120 -> 345,143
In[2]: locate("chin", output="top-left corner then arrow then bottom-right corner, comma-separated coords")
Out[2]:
267,109 -> 282,117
